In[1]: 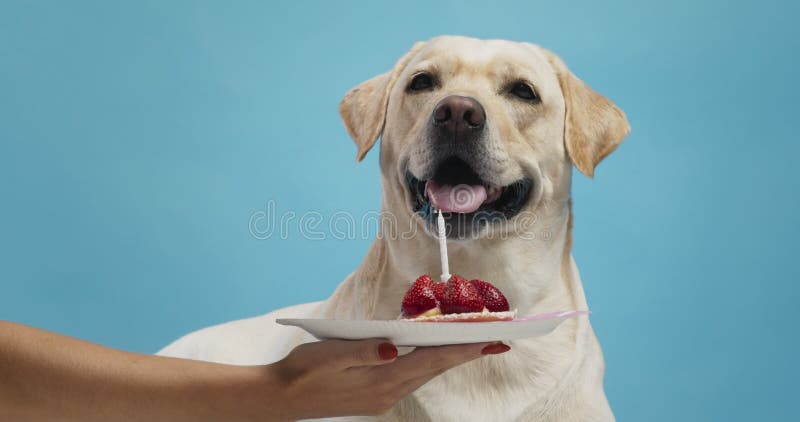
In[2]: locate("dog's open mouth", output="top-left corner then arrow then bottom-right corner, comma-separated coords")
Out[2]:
406,157 -> 532,236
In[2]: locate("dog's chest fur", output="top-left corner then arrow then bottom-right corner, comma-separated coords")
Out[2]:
406,330 -> 579,422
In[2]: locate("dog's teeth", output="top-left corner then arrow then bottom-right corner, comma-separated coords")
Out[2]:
485,186 -> 502,203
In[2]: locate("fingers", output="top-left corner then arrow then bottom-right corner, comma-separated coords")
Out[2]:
308,339 -> 399,369
288,339 -> 508,377
384,342 -> 510,380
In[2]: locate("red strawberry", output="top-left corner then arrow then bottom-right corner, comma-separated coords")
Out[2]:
401,275 -> 438,317
470,279 -> 510,312
441,274 -> 485,314
433,281 -> 445,303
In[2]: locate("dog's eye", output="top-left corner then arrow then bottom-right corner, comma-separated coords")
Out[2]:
407,73 -> 434,92
509,82 -> 539,102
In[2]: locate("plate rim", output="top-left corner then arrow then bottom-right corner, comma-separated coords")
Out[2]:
276,309 -> 589,326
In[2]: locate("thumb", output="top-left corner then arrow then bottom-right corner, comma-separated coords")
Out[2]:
324,339 -> 399,368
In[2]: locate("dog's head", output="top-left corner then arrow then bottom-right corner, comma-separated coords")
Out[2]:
340,36 -> 629,239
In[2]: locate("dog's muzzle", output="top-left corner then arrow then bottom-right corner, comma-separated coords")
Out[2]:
403,95 -> 533,239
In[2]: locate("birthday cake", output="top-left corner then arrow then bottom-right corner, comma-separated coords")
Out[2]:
400,274 -> 515,322
399,209 -> 516,321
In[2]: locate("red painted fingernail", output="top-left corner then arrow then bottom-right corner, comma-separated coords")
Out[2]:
481,343 -> 511,355
378,342 -> 398,360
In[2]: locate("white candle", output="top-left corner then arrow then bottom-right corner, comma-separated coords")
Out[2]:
437,209 -> 451,282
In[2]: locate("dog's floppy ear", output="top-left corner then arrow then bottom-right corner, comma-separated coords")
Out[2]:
340,42 -> 425,162
544,50 -> 631,177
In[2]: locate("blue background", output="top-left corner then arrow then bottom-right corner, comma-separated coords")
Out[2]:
1,1 -> 797,420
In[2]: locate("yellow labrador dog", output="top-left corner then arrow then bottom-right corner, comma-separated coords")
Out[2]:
159,35 -> 629,421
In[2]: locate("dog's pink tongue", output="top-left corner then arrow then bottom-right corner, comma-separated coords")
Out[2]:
425,180 -> 487,213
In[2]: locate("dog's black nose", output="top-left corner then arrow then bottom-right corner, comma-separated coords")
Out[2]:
432,95 -> 486,136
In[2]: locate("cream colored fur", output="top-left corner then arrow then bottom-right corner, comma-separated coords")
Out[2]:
159,36 -> 630,422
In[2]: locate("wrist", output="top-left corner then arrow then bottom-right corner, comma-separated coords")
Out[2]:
222,364 -> 295,422
164,361 -> 292,422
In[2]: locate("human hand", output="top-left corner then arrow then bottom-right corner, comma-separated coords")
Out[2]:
265,339 -> 510,420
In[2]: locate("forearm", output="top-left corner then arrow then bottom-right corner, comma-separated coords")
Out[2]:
0,321 -> 289,422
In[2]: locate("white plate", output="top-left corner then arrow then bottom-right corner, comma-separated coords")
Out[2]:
276,310 -> 587,347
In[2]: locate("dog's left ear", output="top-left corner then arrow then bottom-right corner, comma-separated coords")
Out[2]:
543,50 -> 631,178
340,42 -> 426,162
